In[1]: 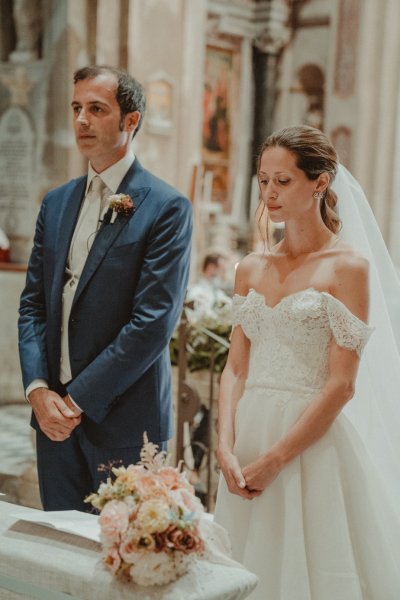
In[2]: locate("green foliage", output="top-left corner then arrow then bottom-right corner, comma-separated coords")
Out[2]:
170,302 -> 232,373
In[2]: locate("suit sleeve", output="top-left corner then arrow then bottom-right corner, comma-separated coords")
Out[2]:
18,197 -> 49,389
67,194 -> 193,422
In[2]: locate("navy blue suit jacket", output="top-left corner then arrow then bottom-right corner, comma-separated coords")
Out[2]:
18,159 -> 192,447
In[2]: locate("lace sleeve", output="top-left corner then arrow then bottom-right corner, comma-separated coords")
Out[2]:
323,293 -> 374,357
231,294 -> 246,329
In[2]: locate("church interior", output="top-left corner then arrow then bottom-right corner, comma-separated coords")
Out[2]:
0,0 -> 399,514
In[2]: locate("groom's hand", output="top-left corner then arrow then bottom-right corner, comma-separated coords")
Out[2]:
29,388 -> 81,442
63,394 -> 82,417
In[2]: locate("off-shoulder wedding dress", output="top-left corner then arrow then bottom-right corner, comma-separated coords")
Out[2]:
214,287 -> 400,599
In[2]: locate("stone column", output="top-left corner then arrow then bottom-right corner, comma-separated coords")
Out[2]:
231,35 -> 253,224
353,0 -> 400,241
96,0 -> 122,66
251,0 -> 290,171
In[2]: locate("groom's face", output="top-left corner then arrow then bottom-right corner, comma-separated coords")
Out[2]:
71,72 -> 139,172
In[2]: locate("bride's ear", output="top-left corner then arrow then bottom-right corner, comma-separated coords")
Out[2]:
315,172 -> 330,193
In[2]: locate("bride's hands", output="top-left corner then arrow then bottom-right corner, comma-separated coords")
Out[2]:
242,452 -> 282,493
217,446 -> 261,500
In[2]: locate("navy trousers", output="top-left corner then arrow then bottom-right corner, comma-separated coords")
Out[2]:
35,424 -> 167,511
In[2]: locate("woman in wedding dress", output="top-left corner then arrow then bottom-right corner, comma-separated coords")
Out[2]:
214,125 -> 400,599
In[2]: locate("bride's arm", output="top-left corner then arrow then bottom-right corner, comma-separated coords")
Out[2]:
217,259 -> 260,499
242,255 -> 369,493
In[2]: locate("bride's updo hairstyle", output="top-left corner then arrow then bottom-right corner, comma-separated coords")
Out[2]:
259,125 -> 341,234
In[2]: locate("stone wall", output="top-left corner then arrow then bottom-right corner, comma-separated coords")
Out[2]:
0,269 -> 26,403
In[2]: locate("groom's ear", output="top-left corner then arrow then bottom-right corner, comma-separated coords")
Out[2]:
124,111 -> 141,133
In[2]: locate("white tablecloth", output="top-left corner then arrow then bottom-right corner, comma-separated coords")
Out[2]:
0,501 -> 258,600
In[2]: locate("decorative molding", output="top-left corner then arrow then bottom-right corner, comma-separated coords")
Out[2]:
291,0 -> 330,30
293,15 -> 330,29
0,67 -> 34,107
207,0 -> 291,53
254,0 -> 290,54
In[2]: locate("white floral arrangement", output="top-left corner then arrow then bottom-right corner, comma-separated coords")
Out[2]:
187,294 -> 233,330
85,434 -> 205,586
170,295 -> 232,373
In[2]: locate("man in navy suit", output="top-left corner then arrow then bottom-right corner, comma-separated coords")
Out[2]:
18,65 -> 192,511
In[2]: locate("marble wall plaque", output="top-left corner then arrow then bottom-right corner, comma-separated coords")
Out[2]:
0,106 -> 35,261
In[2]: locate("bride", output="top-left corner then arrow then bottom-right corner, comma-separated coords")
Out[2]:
214,125 -> 400,599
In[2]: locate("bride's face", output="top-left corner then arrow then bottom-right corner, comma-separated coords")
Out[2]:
258,146 -> 318,223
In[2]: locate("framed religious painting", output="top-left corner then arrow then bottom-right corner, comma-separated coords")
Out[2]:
202,45 -> 235,212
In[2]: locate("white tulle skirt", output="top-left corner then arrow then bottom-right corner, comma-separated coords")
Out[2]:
214,387 -> 400,599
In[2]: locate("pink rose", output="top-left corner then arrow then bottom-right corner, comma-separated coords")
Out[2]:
158,467 -> 184,490
104,546 -> 121,575
119,538 -> 141,564
135,473 -> 164,498
165,526 -> 204,554
99,500 -> 129,545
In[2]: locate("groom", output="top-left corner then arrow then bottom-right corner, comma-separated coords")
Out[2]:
18,65 -> 192,511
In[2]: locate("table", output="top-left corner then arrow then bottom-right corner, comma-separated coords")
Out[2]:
0,501 -> 258,600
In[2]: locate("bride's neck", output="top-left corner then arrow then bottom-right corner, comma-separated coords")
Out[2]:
279,223 -> 334,258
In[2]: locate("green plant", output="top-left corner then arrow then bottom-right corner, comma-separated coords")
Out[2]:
170,300 -> 231,373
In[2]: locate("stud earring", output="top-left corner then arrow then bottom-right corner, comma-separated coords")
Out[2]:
313,191 -> 323,201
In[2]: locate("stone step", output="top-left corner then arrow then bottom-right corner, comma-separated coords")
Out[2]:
0,403 -> 41,509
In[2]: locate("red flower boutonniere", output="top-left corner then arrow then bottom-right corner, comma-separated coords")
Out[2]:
103,194 -> 135,225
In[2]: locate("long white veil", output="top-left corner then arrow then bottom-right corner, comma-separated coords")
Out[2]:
333,165 -> 400,500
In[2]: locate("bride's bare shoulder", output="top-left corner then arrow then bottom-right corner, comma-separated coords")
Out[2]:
333,240 -> 369,272
235,252 -> 268,293
332,241 -> 370,291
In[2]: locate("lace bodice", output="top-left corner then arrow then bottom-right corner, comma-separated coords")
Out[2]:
232,288 -> 373,392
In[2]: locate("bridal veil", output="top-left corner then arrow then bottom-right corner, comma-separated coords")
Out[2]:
333,165 -> 400,502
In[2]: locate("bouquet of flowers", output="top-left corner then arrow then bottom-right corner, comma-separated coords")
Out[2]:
85,434 -> 205,586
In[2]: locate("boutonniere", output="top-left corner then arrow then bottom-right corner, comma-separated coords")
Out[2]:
103,194 -> 135,225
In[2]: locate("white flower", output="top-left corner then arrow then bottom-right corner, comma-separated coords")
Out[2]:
136,498 -> 171,534
103,193 -> 134,224
129,551 -> 192,586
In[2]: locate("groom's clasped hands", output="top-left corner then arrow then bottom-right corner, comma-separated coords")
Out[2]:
28,388 -> 82,442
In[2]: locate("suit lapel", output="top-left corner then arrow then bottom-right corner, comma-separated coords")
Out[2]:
50,177 -> 86,313
72,161 -> 150,308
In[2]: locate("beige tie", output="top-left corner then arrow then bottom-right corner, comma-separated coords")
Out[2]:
60,175 -> 106,383
69,175 -> 106,276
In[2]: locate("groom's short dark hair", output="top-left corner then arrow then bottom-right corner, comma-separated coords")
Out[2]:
73,65 -> 146,135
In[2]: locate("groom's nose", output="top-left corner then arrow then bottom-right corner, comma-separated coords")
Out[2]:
77,109 -> 89,125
